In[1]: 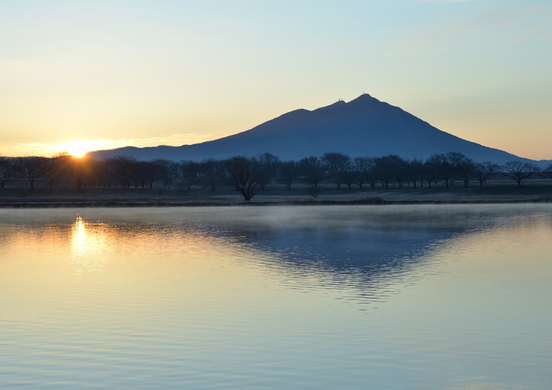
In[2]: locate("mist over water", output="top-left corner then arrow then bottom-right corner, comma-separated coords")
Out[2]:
1,205 -> 551,389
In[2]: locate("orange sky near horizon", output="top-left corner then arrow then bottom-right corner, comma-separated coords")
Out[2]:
1,1 -> 551,161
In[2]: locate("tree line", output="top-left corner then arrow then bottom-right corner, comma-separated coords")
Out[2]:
0,152 -> 549,200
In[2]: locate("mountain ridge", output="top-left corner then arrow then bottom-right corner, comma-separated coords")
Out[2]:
89,94 -> 547,166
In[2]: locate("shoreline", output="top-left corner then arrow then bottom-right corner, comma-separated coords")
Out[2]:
2,196 -> 551,209
1,186 -> 552,208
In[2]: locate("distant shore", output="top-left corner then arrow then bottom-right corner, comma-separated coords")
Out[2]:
1,186 -> 551,208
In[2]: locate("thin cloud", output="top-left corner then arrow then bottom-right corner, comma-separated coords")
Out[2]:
390,5 -> 552,55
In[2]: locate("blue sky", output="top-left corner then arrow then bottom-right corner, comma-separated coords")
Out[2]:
1,0 -> 551,159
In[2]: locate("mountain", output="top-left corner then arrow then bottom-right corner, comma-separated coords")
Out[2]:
88,94 -> 541,165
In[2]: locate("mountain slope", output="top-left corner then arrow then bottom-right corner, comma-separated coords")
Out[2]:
89,94 -> 534,164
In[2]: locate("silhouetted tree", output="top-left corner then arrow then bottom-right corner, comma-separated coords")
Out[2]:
299,156 -> 324,197
342,169 -> 357,190
41,154 -> 67,188
423,155 -> 442,188
94,159 -> 113,188
225,156 -> 265,201
258,153 -> 281,190
375,156 -> 391,189
277,160 -> 298,190
65,155 -> 95,189
443,152 -> 463,187
544,163 -> 552,179
321,152 -> 351,190
353,157 -> 377,190
152,159 -> 177,189
406,159 -> 424,188
0,157 -> 15,188
376,155 -> 406,188
502,160 -> 540,187
473,162 -> 500,187
15,156 -> 45,190
198,159 -> 225,191
439,154 -> 455,188
103,156 -> 138,189
175,160 -> 200,191
391,155 -> 408,188
452,154 -> 475,188
425,154 -> 457,187
134,161 -> 157,188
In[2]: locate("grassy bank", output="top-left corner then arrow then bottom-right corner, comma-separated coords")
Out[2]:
1,185 -> 552,208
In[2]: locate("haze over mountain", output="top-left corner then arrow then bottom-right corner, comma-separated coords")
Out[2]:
89,94 -> 543,165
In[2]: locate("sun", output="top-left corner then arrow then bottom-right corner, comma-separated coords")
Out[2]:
61,141 -> 96,158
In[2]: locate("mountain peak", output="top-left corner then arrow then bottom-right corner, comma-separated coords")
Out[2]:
321,94 -> 380,109
348,93 -> 383,105
89,93 -> 530,165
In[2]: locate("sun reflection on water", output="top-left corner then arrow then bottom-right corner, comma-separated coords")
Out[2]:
70,216 -> 108,273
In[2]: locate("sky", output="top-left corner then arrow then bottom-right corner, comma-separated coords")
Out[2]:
1,0 -> 551,160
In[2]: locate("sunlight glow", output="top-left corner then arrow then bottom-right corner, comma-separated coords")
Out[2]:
7,134 -> 223,159
61,141 -> 98,157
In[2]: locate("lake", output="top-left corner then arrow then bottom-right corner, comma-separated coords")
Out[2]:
1,205 -> 551,389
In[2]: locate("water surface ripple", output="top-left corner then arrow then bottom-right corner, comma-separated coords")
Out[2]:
1,205 -> 551,389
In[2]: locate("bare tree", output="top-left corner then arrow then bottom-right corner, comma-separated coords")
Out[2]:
321,152 -> 351,190
0,157 -> 15,188
299,156 -> 325,197
436,154 -> 456,187
225,156 -> 265,201
198,159 -> 225,191
474,162 -> 500,187
151,159 -> 177,189
544,163 -> 552,179
391,155 -> 408,188
277,160 -> 298,190
175,160 -> 200,192
406,159 -> 424,188
375,155 -> 406,188
65,155 -> 95,189
353,157 -> 376,190
134,161 -> 158,189
453,154 -> 475,188
41,154 -> 68,188
103,156 -> 138,189
502,161 -> 540,187
423,155 -> 442,188
15,156 -> 45,190
258,153 -> 281,190
342,169 -> 357,190
444,152 -> 466,187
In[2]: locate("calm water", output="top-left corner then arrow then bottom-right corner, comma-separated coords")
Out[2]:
1,205 -> 551,389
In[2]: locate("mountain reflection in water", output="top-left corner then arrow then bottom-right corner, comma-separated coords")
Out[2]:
0,205 -> 526,302
1,205 -> 551,390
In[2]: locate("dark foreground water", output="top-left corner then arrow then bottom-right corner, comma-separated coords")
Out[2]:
1,205 -> 551,389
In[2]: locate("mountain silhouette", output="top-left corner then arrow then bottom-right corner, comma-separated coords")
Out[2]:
89,94 -> 537,164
